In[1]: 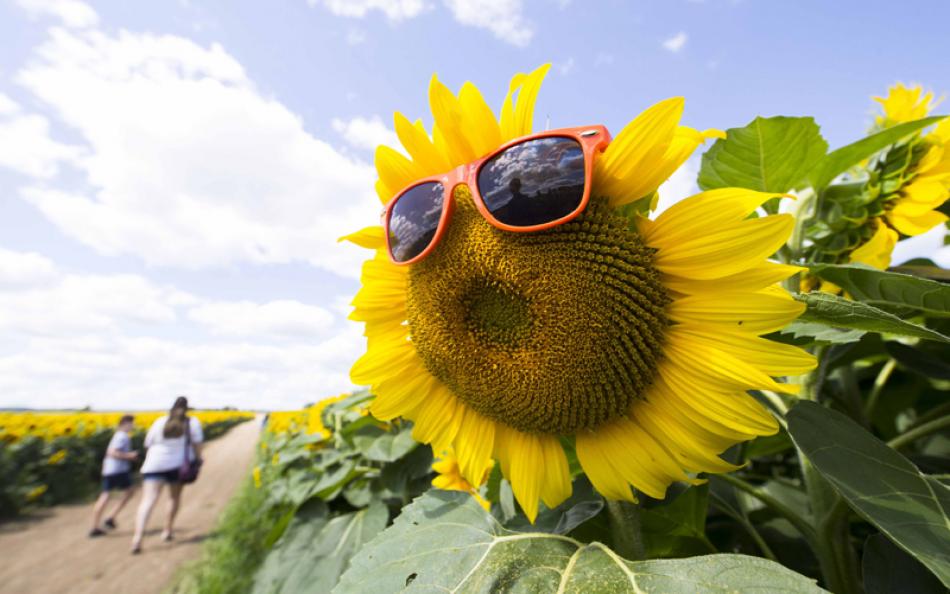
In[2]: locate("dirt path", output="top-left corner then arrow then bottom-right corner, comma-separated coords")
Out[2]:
0,417 -> 262,594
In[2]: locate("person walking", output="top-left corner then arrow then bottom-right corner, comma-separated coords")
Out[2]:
130,396 -> 203,554
89,414 -> 139,537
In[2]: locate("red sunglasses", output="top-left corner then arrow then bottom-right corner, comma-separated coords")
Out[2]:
382,125 -> 611,264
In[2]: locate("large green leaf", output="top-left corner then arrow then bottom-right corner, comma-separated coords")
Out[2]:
787,401 -> 950,587
807,116 -> 946,189
862,534 -> 945,594
810,264 -> 950,317
795,292 -> 950,343
252,500 -> 388,594
334,491 -> 826,593
698,116 -> 828,192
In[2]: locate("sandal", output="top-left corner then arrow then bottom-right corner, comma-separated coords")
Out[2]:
89,528 -> 106,538
104,518 -> 117,530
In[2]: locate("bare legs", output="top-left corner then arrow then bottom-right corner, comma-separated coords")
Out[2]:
91,487 -> 136,533
131,480 -> 185,552
162,483 -> 183,540
131,480 -> 162,552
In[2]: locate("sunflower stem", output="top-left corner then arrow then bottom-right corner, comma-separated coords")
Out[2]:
798,357 -> 861,594
605,499 -> 645,561
864,358 -> 896,418
887,415 -> 950,451
713,474 -> 815,543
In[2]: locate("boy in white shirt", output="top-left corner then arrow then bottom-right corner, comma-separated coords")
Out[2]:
89,415 -> 139,537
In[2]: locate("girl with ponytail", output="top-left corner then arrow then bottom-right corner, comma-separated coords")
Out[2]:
131,396 -> 204,554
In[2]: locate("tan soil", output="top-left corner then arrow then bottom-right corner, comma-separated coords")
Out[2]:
0,416 -> 262,594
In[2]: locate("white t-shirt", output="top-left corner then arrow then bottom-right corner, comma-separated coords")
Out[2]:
140,416 -> 204,474
102,430 -> 132,476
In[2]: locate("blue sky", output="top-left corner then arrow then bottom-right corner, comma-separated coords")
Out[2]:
1,0 -> 948,410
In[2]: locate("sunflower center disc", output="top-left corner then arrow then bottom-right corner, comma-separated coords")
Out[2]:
407,186 -> 670,435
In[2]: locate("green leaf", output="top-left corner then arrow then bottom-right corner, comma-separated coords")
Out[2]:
698,116 -> 828,192
795,292 -> 950,343
252,500 -> 388,594
863,533 -> 946,594
775,321 -> 867,345
807,116 -> 946,189
787,401 -> 950,587
354,427 -> 418,463
640,484 -> 716,558
335,491 -> 826,593
885,341 -> 950,380
810,264 -> 950,317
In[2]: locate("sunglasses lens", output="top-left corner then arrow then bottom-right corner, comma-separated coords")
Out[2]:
477,136 -> 586,227
388,181 -> 445,263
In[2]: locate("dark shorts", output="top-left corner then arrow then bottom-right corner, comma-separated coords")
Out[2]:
102,472 -> 132,491
142,469 -> 181,484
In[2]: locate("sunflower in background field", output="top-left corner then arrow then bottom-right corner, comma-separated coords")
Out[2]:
851,84 -> 949,269
431,448 -> 490,510
345,64 -> 814,521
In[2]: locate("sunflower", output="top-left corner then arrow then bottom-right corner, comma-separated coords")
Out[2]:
431,447 -> 491,510
874,83 -> 937,129
872,84 -> 949,241
345,64 -> 815,521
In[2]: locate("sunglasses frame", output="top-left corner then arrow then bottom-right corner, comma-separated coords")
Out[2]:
382,124 -> 611,265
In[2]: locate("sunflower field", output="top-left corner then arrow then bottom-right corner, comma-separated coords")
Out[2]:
0,410 -> 253,517
180,74 -> 950,594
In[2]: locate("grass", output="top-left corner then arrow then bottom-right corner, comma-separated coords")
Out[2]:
167,478 -> 285,594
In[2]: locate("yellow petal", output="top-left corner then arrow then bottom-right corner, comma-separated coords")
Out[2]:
664,327 -> 799,394
663,262 -> 804,295
429,74 -> 477,165
511,63 -> 550,138
538,435 -> 572,509
495,425 -> 544,522
411,382 -> 463,453
453,408 -> 495,487
499,72 -> 527,141
371,368 -> 436,421
668,290 -> 805,335
651,214 -> 795,280
458,81 -> 503,158
849,223 -> 898,270
675,325 -> 817,376
632,402 -> 739,474
659,370 -> 779,436
338,226 -> 386,250
888,208 -> 948,236
393,112 -> 449,175
375,145 -> 421,200
598,97 -> 683,182
641,188 -> 785,246
575,429 -> 635,502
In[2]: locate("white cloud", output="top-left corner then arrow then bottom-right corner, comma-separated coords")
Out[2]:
443,0 -> 533,46
14,27 -> 379,278
0,254 -> 361,409
0,94 -> 20,115
15,0 -> 99,28
331,115 -> 399,151
662,31 -> 688,53
0,248 -> 58,287
0,272 -> 184,336
311,0 -> 533,46
0,330 -> 363,410
0,111 -> 83,178
311,0 -> 428,21
189,299 -> 336,339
